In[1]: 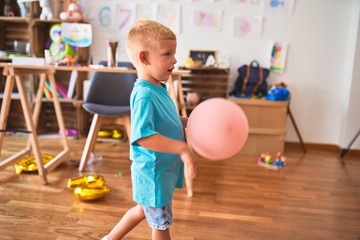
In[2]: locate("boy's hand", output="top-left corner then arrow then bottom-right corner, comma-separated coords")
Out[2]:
180,147 -> 197,180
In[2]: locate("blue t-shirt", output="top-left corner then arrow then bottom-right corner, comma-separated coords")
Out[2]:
130,79 -> 185,207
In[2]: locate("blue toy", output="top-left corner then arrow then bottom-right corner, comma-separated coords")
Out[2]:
266,87 -> 290,101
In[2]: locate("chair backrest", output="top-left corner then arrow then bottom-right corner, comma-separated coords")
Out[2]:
85,61 -> 137,106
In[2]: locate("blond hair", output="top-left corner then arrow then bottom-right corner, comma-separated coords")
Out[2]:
126,20 -> 176,65
127,20 -> 176,49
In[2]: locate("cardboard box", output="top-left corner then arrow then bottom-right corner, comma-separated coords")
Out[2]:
240,129 -> 286,155
228,97 -> 288,155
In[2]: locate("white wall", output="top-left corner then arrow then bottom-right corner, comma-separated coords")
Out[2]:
340,0 -> 360,150
87,0 -> 360,149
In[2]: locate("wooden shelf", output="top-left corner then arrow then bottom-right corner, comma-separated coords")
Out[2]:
0,16 -> 90,137
0,16 -> 31,23
0,56 -> 12,62
179,67 -> 230,116
40,98 -> 83,104
0,93 -> 20,99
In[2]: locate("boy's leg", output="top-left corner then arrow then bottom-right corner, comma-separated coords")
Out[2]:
107,204 -> 145,240
152,228 -> 171,240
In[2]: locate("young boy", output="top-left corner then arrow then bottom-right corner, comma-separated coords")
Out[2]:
102,20 -> 197,240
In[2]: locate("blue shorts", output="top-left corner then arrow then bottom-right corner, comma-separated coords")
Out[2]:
142,203 -> 172,230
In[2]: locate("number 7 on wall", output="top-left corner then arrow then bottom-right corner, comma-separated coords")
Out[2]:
116,5 -> 134,31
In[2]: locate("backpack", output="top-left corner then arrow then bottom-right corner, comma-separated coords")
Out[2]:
230,60 -> 270,98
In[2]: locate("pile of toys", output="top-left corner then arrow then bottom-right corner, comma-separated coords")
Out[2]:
258,151 -> 286,170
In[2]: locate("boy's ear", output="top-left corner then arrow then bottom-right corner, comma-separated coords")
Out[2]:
139,51 -> 149,64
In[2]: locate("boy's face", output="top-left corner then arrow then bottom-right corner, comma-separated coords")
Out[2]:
143,39 -> 177,84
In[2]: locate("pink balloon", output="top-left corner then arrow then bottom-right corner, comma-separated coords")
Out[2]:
187,98 -> 249,160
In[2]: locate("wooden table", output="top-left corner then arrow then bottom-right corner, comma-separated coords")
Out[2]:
0,63 -> 188,184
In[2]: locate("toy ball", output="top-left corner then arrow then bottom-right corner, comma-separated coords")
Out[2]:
59,11 -> 69,20
187,98 -> 249,160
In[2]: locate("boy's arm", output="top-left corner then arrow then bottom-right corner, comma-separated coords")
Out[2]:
136,134 -> 197,180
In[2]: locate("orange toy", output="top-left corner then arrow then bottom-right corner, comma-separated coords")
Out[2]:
59,0 -> 84,21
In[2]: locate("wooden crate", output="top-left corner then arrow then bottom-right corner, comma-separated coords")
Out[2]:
0,18 -> 30,55
228,97 -> 289,155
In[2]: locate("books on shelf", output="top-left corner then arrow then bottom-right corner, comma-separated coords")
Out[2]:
55,81 -> 68,98
42,72 -> 78,100
44,80 -> 61,99
43,83 -> 52,98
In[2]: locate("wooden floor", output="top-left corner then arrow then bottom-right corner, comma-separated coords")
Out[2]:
0,135 -> 359,240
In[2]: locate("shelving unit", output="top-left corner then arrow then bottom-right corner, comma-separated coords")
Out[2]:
0,3 -> 90,137
228,97 -> 289,155
178,67 -> 229,116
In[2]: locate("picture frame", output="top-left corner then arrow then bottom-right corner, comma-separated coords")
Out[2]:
188,49 -> 217,66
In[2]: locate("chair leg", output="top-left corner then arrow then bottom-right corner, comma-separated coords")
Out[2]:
288,107 -> 307,153
114,115 -> 131,141
79,114 -> 103,172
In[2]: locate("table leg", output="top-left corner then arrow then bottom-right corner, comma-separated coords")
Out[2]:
15,74 -> 47,184
26,73 -> 46,150
48,73 -> 69,150
0,75 -> 15,158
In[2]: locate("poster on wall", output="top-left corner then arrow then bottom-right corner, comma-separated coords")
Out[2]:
270,41 -> 288,73
61,23 -> 93,47
263,0 -> 296,16
114,4 -> 136,52
233,16 -> 263,38
227,0 -> 258,4
78,0 -> 95,20
193,9 -> 223,31
114,4 -> 136,34
91,2 -> 114,30
136,4 -> 157,20
157,4 -> 181,34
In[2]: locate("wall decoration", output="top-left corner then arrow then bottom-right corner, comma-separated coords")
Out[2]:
93,2 -> 115,29
263,0 -> 296,16
157,4 -> 181,33
233,16 -> 263,38
61,23 -> 93,47
78,0 -> 95,20
136,4 -> 157,20
227,0 -> 258,4
114,4 -> 136,33
114,4 -> 136,52
193,9 -> 223,31
270,41 -> 288,73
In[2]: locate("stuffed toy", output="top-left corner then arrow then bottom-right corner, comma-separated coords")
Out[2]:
59,0 -> 84,21
39,0 -> 53,20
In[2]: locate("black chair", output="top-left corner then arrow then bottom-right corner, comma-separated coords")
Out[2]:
78,61 -> 137,171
